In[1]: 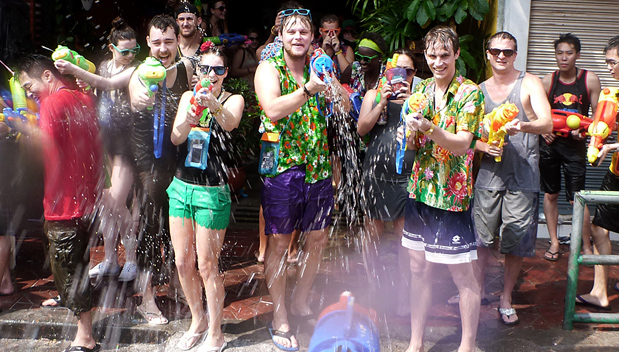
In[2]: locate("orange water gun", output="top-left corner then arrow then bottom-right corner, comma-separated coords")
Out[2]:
551,110 -> 593,137
482,101 -> 519,162
375,53 -> 399,104
188,78 -> 212,127
396,92 -> 427,174
587,87 -> 619,165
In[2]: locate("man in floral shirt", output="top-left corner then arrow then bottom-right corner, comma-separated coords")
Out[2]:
399,26 -> 484,352
254,8 -> 349,351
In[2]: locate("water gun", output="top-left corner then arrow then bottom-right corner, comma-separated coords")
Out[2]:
309,51 -> 334,117
9,76 -> 27,110
375,53 -> 399,104
203,33 -> 248,48
482,101 -> 519,162
137,57 -> 167,110
551,109 -> 593,137
587,87 -> 619,165
396,92 -> 427,174
1,107 -> 38,130
188,78 -> 212,127
51,45 -> 96,73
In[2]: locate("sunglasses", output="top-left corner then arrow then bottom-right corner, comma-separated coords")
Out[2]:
401,68 -> 417,76
198,64 -> 227,75
281,8 -> 312,21
215,5 -> 226,11
355,52 -> 378,62
248,36 -> 259,41
488,48 -> 515,57
320,28 -> 341,36
606,59 -> 619,67
112,43 -> 140,56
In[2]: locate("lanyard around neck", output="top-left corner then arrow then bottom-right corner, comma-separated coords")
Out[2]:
153,78 -> 167,159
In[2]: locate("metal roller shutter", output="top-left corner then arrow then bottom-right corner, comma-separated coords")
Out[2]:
527,0 -> 619,214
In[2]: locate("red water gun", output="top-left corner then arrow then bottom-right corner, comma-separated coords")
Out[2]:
587,87 -> 619,164
189,78 -> 212,127
551,109 -> 593,137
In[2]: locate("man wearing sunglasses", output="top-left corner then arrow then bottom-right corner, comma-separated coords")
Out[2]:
315,14 -> 354,78
472,31 -> 552,326
540,33 -> 601,262
254,8 -> 350,352
175,2 -> 204,84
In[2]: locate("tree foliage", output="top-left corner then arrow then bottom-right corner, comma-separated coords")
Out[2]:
350,0 -> 490,81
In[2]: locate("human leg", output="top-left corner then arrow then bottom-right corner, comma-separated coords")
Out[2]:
577,224 -> 610,307
257,206 -> 266,262
0,235 -> 13,295
287,229 -> 300,263
499,254 -> 523,324
196,226 -> 227,349
394,217 -> 411,314
265,232 -> 297,349
543,192 -> 561,260
170,215 -> 207,348
448,262 -> 481,352
406,249 -> 433,352
71,311 -> 96,349
362,218 -> 384,287
291,228 -> 329,315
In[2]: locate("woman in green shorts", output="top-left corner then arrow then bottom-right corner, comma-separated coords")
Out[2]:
168,41 -> 244,352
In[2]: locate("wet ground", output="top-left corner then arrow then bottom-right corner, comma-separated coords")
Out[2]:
3,176 -> 619,351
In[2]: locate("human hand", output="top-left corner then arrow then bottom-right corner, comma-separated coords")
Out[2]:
379,83 -> 392,105
331,36 -> 341,52
75,78 -> 89,90
596,143 -> 618,165
485,140 -> 503,157
132,88 -> 156,111
541,132 -> 556,144
570,128 -> 585,140
505,118 -> 521,135
307,69 -> 327,94
187,104 -> 201,126
54,59 -> 77,75
405,112 -> 426,133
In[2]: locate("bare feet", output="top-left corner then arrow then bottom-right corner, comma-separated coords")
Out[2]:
575,293 -> 609,309
0,272 -> 14,296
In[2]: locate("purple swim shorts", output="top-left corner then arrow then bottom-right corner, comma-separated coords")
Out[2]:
262,165 -> 333,235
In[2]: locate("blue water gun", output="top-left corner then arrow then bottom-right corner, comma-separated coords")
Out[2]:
310,52 -> 334,117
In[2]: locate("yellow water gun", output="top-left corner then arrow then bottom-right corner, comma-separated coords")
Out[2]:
51,45 -> 96,73
482,101 -> 519,162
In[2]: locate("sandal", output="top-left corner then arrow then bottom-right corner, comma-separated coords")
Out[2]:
41,295 -> 66,309
544,250 -> 561,261
498,307 -> 519,325
135,305 -> 169,325
267,321 -> 299,351
177,329 -> 207,350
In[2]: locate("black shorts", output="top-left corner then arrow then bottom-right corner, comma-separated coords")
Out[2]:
539,137 -> 586,201
592,171 -> 619,233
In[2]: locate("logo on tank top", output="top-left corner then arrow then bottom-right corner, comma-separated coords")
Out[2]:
452,235 -> 462,245
553,93 -> 582,107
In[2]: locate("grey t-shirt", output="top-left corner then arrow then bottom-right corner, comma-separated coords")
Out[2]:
476,71 -> 540,192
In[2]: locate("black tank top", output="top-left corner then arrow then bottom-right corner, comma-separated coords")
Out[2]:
548,68 -> 591,115
175,93 -> 233,186
131,61 -> 190,172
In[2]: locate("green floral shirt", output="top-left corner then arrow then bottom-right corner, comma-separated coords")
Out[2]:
259,49 -> 331,183
407,73 -> 484,212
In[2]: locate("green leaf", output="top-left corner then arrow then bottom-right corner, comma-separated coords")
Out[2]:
437,0 -> 457,17
456,57 -> 466,76
424,1 -> 437,20
406,0 -> 422,21
476,0 -> 490,15
459,48 -> 477,69
469,8 -> 486,21
416,2 -> 430,25
454,7 -> 467,24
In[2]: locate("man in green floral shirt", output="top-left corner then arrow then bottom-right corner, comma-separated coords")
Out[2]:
399,26 -> 484,352
254,8 -> 350,351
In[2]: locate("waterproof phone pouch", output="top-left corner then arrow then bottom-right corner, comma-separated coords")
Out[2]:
259,132 -> 281,175
185,127 -> 211,170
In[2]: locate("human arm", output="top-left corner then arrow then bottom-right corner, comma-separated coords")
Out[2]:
474,139 -> 503,157
406,112 -> 474,156
357,86 -> 390,136
54,59 -> 135,91
595,142 -> 619,165
254,61 -> 326,122
172,91 -> 199,145
128,70 -> 155,112
587,71 -> 602,114
508,73 -> 552,135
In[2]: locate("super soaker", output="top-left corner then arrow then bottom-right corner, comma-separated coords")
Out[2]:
396,92 -> 427,174
375,53 -> 399,105
51,45 -> 96,73
309,50 -> 334,117
482,102 -> 519,162
587,87 -> 619,165
203,33 -> 248,48
551,109 -> 592,137
137,57 -> 167,110
189,78 -> 212,127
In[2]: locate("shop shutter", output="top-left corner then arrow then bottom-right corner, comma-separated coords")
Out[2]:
527,0 -> 619,214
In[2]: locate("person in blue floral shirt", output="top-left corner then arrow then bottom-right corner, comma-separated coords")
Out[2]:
399,26 -> 484,352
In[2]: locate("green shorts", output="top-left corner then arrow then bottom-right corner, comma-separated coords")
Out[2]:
167,177 -> 231,230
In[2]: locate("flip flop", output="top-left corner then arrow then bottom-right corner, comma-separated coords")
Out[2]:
41,295 -> 67,309
544,250 -> 561,261
575,295 -> 611,311
498,307 -> 519,325
267,321 -> 299,351
199,341 -> 228,352
64,344 -> 101,352
177,329 -> 207,350
135,305 -> 169,325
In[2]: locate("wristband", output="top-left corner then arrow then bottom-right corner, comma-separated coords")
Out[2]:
335,50 -> 343,56
210,106 -> 222,116
271,26 -> 278,36
422,123 -> 435,136
303,85 -> 312,99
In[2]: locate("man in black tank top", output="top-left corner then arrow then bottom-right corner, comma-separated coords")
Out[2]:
540,33 -> 601,261
128,14 -> 193,326
472,32 -> 552,326
175,3 -> 203,85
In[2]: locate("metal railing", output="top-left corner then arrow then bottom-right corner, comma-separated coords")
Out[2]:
564,190 -> 619,330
